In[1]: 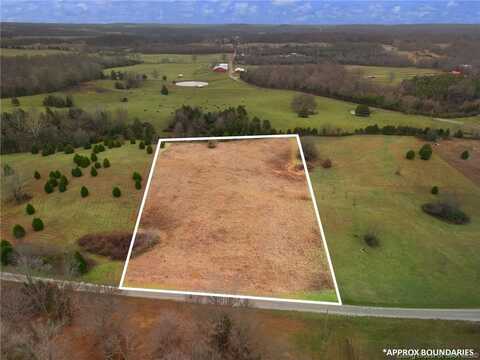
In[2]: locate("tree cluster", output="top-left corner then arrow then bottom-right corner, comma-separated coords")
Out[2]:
168,105 -> 277,137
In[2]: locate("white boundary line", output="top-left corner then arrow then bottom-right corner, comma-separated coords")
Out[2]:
119,134 -> 342,306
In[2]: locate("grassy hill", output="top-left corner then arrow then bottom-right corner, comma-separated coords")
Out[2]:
345,65 -> 441,85
1,143 -> 154,284
309,136 -> 480,308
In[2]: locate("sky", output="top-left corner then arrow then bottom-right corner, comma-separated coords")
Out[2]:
1,0 -> 479,25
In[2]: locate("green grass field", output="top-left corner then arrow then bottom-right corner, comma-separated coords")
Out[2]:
0,48 -> 71,57
2,53 -> 478,135
1,143 -> 154,284
309,135 -> 480,308
288,312 -> 480,358
345,65 -> 442,85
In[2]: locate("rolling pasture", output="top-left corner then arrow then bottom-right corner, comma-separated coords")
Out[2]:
345,65 -> 442,85
310,136 -> 480,308
1,143 -> 154,284
2,53 -> 477,135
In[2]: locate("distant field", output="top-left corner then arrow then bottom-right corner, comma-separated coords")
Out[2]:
0,48 -> 71,57
345,65 -> 442,85
139,53 -> 227,64
310,136 -> 480,308
2,53 -> 477,134
1,143 -> 154,284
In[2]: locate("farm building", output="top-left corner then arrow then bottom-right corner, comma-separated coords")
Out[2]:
213,63 -> 228,72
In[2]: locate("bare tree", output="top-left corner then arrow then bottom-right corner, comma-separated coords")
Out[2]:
25,107 -> 45,141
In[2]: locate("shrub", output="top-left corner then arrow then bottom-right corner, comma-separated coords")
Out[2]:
207,140 -> 217,149
135,180 -> 142,190
49,171 -> 56,179
132,172 -> 142,182
299,139 -> 319,162
139,141 -> 145,150
71,167 -> 82,177
11,97 -> 20,106
34,171 -> 41,180
54,170 -> 61,178
161,85 -> 169,95
146,145 -> 153,154
78,231 -> 159,260
130,139 -> 136,144
355,104 -> 371,117
454,129 -> 464,138
13,225 -> 26,239
103,158 -> 110,168
405,150 -> 415,160
84,143 -> 92,150
1,240 -> 14,266
41,144 -> 56,156
112,187 -> 121,198
32,218 -> 44,231
93,144 -> 106,153
94,162 -> 101,169
431,186 -> 439,195
49,177 -> 58,188
90,167 -> 98,177
44,182 -> 54,194
31,144 -> 39,154
64,145 -> 74,154
70,251 -> 88,275
26,203 -> 35,215
90,153 -> 98,162
364,231 -> 379,247
461,150 -> 470,160
160,142 -> 165,149
321,159 -> 332,168
422,202 -> 470,224
79,156 -> 90,168
419,144 -> 433,160
60,175 -> 69,186
59,182 -> 67,192
80,186 -> 89,198
73,153 -> 82,165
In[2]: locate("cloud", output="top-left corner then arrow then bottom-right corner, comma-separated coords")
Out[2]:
76,2 -> 88,11
393,5 -> 401,14
447,0 -> 458,8
233,2 -> 257,15
272,0 -> 296,6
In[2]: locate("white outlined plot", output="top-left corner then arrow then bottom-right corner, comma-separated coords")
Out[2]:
119,134 -> 342,306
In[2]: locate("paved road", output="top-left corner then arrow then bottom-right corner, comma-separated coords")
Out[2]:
2,272 -> 479,322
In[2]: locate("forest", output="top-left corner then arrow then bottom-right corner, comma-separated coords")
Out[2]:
0,53 -> 140,98
241,64 -> 480,117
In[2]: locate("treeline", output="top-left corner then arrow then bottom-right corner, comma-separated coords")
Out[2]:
284,125 -> 464,142
241,65 -> 480,117
1,53 -> 141,98
238,42 -> 412,67
168,105 -> 277,137
1,107 -> 156,154
397,74 -> 480,116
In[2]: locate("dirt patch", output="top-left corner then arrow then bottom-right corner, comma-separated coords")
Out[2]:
124,138 -> 334,298
436,139 -> 480,186
78,231 -> 159,260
